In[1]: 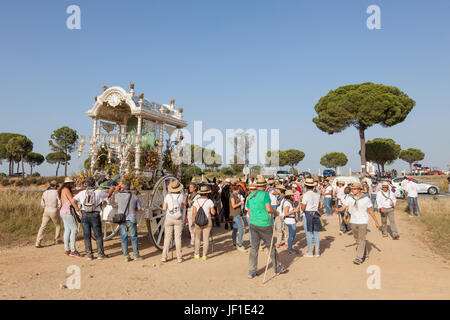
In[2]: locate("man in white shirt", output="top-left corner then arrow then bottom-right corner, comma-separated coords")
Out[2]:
301,178 -> 322,257
339,182 -> 380,265
321,179 -> 333,216
405,177 -> 420,216
74,177 -> 113,260
376,182 -> 399,239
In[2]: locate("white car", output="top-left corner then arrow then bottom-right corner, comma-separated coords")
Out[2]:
275,170 -> 291,179
392,177 -> 440,196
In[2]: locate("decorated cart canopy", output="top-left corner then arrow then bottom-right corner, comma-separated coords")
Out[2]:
79,83 -> 187,178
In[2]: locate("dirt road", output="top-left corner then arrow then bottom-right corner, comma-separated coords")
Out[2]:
1,210 -> 449,300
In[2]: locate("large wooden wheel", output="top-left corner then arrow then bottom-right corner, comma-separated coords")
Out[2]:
146,175 -> 181,251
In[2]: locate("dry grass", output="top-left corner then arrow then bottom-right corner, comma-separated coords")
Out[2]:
0,191 -> 50,247
398,197 -> 450,260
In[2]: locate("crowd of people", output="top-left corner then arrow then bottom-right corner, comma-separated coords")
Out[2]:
35,172 -> 424,278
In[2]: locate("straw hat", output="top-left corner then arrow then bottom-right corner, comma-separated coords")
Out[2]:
225,178 -> 232,184
337,180 -> 345,186
284,190 -> 295,197
255,175 -> 267,187
275,184 -> 286,191
381,181 -> 390,187
351,182 -> 362,189
49,180 -> 57,186
168,180 -> 183,193
197,185 -> 211,194
248,184 -> 257,190
64,177 -> 74,183
304,178 -> 315,187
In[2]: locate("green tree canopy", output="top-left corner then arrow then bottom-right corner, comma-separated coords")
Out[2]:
229,155 -> 247,175
365,138 -> 401,174
46,152 -> 71,176
265,150 -> 287,167
0,133 -> 26,175
312,82 -> 415,174
320,152 -> 348,172
283,149 -> 305,170
6,136 -> 33,178
399,148 -> 425,173
24,152 -> 45,175
49,126 -> 79,176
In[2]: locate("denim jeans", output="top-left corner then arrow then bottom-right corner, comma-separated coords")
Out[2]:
270,205 -> 277,225
303,214 -> 319,255
119,220 -> 139,257
370,194 -> 377,210
81,212 -> 104,256
232,215 -> 244,246
286,223 -> 296,250
323,197 -> 332,216
408,197 -> 420,215
248,224 -> 280,274
246,215 -> 252,245
61,213 -> 77,252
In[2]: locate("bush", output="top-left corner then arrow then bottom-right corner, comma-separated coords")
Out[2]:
1,179 -> 12,187
0,173 -> 6,177
15,180 -> 24,187
30,172 -> 40,177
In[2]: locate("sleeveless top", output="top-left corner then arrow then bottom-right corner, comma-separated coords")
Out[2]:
229,193 -> 242,218
60,200 -> 71,214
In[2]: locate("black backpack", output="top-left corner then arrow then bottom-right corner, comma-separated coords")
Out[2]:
195,199 -> 209,227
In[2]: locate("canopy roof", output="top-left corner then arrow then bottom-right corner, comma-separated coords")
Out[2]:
86,84 -> 188,129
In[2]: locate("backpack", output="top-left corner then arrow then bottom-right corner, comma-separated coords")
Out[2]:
167,194 -> 182,219
195,199 -> 209,227
83,189 -> 97,212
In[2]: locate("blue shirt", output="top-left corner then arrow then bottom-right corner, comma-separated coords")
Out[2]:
114,191 -> 141,223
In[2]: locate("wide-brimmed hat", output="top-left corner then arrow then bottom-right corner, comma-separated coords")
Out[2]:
168,180 -> 183,193
248,184 -> 257,190
336,180 -> 345,185
351,182 -> 362,189
255,175 -> 267,187
64,177 -> 74,183
275,184 -> 286,191
225,178 -> 231,184
381,182 -> 390,187
284,190 -> 295,197
267,179 -> 275,185
304,178 -> 315,187
197,185 -> 211,194
49,180 -> 57,186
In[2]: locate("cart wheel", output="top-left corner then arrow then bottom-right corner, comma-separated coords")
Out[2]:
147,175 -> 180,251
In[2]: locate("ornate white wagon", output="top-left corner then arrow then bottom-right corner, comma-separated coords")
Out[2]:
78,83 -> 187,250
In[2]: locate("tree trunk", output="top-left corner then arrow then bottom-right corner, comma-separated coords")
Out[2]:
16,161 -> 20,173
30,164 -> 33,175
381,163 -> 385,176
409,162 -> 412,174
376,163 -> 381,176
64,150 -> 68,176
21,156 -> 24,179
56,162 -> 60,176
9,159 -> 12,176
359,126 -> 367,175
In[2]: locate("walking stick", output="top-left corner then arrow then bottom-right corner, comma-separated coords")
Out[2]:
262,214 -> 277,285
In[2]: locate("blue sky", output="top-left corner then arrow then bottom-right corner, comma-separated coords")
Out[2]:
1,0 -> 449,176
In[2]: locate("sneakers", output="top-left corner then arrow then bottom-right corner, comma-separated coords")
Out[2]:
248,272 -> 256,279
202,256 -> 207,261
97,254 -> 108,260
134,256 -> 143,261
304,253 -> 313,257
35,244 -> 42,248
339,231 -> 343,236
87,255 -> 94,261
353,258 -> 362,265
314,253 -> 320,257
288,248 -> 299,255
160,258 -> 167,263
393,233 -> 400,240
382,233 -> 388,238
124,256 -> 132,262
177,258 -> 184,263
187,244 -> 194,249
69,251 -> 81,258
362,255 -> 369,263
54,240 -> 62,245
236,246 -> 247,253
193,254 -> 200,259
274,265 -> 288,276
64,250 -> 70,256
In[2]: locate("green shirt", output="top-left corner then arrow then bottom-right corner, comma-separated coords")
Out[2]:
245,190 -> 271,227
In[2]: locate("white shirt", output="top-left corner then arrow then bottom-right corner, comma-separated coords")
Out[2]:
193,197 -> 215,219
400,179 -> 408,190
301,190 -> 320,211
281,200 -> 296,225
406,181 -> 418,197
347,195 -> 372,225
268,188 -> 278,206
335,186 -> 345,202
323,185 -> 332,198
376,190 -> 396,209
164,193 -> 184,219
74,189 -> 109,212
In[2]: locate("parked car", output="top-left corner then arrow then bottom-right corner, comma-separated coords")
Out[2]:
301,171 -> 311,178
392,177 -> 440,195
275,170 -> 291,179
323,169 -> 336,177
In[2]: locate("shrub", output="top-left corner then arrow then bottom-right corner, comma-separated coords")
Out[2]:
0,173 -> 6,177
15,180 -> 24,187
30,172 -> 40,177
1,179 -> 12,187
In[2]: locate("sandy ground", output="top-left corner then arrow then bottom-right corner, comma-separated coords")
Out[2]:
1,210 -> 449,300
